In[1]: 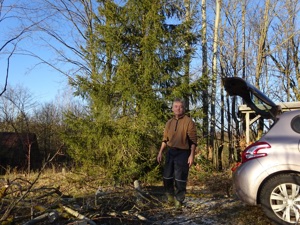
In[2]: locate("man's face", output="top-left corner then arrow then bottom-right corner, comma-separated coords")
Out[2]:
172,101 -> 185,117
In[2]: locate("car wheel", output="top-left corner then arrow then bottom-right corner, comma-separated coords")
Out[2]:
259,174 -> 300,225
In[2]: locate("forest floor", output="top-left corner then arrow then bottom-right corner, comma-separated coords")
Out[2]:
0,170 -> 274,225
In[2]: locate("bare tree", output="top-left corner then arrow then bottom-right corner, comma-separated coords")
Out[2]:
268,0 -> 300,102
19,0 -> 95,84
0,85 -> 38,173
0,0 -> 43,96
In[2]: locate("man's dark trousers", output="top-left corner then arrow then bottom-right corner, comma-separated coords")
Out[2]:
163,148 -> 190,203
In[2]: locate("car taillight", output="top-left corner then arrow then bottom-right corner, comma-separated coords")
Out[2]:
241,142 -> 270,163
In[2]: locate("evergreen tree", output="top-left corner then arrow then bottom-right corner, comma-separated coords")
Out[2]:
63,0 -> 199,183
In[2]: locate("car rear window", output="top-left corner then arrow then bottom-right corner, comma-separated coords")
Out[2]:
291,115 -> 300,133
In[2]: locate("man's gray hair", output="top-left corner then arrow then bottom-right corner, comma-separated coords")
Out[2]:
173,98 -> 186,108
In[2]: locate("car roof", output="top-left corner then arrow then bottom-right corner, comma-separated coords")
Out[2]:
222,77 -> 281,120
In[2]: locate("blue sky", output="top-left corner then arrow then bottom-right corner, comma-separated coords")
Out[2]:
1,53 -> 68,103
0,0 -> 74,103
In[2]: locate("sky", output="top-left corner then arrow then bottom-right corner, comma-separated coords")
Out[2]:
1,53 -> 69,103
0,0 -> 76,104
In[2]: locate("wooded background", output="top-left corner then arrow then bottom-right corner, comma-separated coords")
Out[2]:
0,0 -> 299,182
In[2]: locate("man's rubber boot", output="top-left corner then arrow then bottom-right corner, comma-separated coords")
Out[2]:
174,198 -> 182,210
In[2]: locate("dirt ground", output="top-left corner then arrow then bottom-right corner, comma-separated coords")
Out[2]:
126,184 -> 274,225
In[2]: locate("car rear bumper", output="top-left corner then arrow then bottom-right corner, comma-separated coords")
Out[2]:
232,160 -> 268,205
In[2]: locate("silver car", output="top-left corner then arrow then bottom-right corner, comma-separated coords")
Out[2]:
223,77 -> 300,225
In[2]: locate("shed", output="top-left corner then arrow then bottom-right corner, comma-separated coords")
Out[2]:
0,132 -> 41,173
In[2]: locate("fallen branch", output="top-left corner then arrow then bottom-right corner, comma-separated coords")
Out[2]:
23,211 -> 58,225
133,180 -> 161,206
62,205 -> 97,225
122,210 -> 148,221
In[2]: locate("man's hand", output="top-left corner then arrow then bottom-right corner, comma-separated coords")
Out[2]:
188,155 -> 194,167
188,144 -> 196,167
157,152 -> 162,164
157,142 -> 167,164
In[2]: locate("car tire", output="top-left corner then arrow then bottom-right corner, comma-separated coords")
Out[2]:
259,174 -> 300,225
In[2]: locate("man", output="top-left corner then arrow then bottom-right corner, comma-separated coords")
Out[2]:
157,98 -> 197,209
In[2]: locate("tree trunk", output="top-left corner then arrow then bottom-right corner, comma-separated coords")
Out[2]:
201,0 -> 210,158
183,0 -> 191,111
210,0 -> 221,166
255,0 -> 270,141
